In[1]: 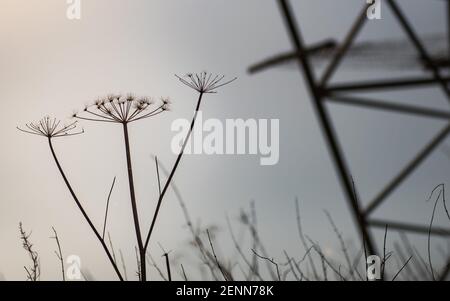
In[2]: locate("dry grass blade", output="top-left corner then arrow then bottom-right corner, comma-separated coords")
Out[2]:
119,250 -> 128,281
207,229 -> 229,281
102,177 -> 116,240
282,251 -> 300,281
426,184 -> 444,280
144,73 -> 235,258
324,210 -> 354,280
394,242 -> 417,281
181,264 -> 188,281
226,215 -> 264,281
392,255 -> 414,281
150,154 -> 219,280
158,243 -> 172,281
306,236 -> 347,281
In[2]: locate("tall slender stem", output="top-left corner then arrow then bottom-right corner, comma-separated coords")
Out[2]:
48,138 -> 124,281
144,92 -> 204,251
122,123 -> 146,281
164,253 -> 172,281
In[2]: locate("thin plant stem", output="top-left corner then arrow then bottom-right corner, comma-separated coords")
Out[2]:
226,215 -> 264,281
163,253 -> 172,281
207,229 -> 229,281
19,223 -> 40,281
181,264 -> 188,281
122,123 -> 146,281
153,154 -> 219,280
382,225 -> 388,281
295,198 -> 319,280
324,210 -> 354,280
51,227 -> 65,281
47,138 -> 124,281
283,251 -> 300,281
108,232 -> 117,265
144,92 -> 204,251
392,256 -> 414,281
155,156 -> 161,196
252,249 -> 281,281
102,177 -> 116,240
146,254 -> 168,281
428,188 -> 442,281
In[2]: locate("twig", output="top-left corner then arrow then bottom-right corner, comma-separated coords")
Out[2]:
251,249 -> 281,281
207,229 -> 229,281
226,215 -> 263,281
51,227 -> 65,281
306,236 -> 347,281
19,223 -> 40,281
295,198 -> 319,280
246,204 -> 277,280
324,210 -> 354,280
283,251 -> 300,281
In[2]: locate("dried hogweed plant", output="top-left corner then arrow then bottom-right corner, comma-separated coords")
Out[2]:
18,73 -> 235,281
73,94 -> 170,281
19,222 -> 40,281
18,117 -> 123,280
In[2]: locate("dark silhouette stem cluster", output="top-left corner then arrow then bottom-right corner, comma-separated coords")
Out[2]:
18,73 -> 235,281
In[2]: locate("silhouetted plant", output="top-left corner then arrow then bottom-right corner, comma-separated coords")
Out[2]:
50,227 -> 65,281
19,223 -> 40,281
18,73 -> 235,281
73,94 -> 169,281
18,117 -> 123,280
141,73 -> 236,279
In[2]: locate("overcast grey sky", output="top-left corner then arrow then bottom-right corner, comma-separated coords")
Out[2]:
0,0 -> 449,280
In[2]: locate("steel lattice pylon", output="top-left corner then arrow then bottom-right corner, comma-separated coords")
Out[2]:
249,0 -> 450,279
